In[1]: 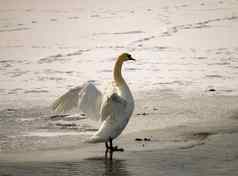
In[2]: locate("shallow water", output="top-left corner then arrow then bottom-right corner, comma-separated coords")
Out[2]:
0,158 -> 131,176
1,132 -> 238,176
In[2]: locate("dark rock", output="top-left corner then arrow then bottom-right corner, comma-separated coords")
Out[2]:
50,114 -> 68,120
144,138 -> 151,141
208,88 -> 216,92
135,138 -> 143,141
7,108 -> 16,112
135,137 -> 151,141
55,123 -> 77,127
136,112 -> 149,116
153,107 -> 158,111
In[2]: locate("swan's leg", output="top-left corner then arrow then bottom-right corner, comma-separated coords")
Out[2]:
109,137 -> 113,150
105,141 -> 109,149
109,137 -> 124,152
105,137 -> 124,160
105,142 -> 109,158
108,137 -> 113,160
105,142 -> 109,152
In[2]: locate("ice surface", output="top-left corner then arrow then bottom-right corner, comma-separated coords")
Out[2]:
0,0 -> 238,108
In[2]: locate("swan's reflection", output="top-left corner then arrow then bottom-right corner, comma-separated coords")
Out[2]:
0,157 -> 130,176
84,157 -> 130,176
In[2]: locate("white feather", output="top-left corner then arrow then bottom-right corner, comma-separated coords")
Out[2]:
89,83 -> 134,143
52,82 -> 102,121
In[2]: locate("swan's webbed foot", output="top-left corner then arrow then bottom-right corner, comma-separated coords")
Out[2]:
112,145 -> 124,152
105,137 -> 124,159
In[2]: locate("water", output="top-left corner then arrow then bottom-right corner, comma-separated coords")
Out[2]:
0,159 -> 131,176
1,132 -> 238,176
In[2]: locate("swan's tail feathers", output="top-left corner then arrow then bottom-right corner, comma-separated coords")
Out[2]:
52,86 -> 83,113
85,136 -> 105,143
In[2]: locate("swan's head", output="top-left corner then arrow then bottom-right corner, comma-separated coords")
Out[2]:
118,53 -> 136,63
114,53 -> 135,84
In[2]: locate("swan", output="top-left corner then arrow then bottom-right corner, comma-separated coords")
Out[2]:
52,53 -> 135,154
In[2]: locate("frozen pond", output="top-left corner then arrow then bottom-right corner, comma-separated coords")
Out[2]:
0,0 -> 238,109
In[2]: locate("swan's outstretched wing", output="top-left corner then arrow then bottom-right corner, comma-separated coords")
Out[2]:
100,93 -> 127,122
52,83 -> 102,121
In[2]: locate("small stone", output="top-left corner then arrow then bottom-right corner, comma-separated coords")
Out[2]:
208,88 -> 216,92
135,138 -> 143,141
50,114 -> 68,119
144,138 -> 151,141
7,108 -> 16,112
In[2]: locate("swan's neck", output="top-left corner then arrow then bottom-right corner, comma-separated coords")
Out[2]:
113,59 -> 125,86
113,57 -> 134,103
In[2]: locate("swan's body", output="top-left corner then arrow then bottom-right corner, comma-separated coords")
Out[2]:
52,53 -> 135,147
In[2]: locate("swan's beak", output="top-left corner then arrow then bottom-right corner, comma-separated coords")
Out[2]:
129,58 -> 136,61
128,56 -> 136,61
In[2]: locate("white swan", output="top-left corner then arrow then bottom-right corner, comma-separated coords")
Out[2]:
52,53 -> 135,153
